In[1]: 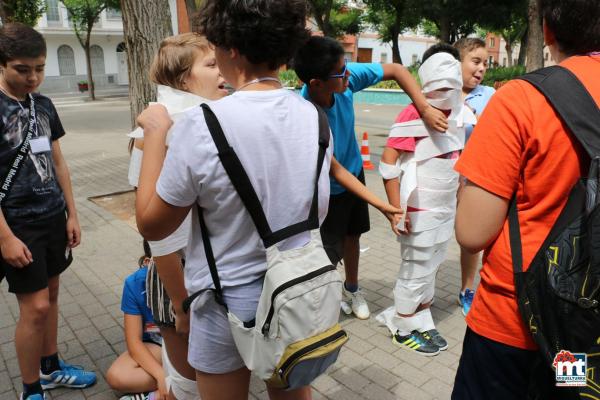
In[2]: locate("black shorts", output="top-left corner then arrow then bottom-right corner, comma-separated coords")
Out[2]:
0,211 -> 73,294
320,170 -> 370,265
452,327 -> 580,400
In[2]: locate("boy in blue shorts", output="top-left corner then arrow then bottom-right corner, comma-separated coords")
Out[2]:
0,23 -> 95,399
294,36 -> 448,319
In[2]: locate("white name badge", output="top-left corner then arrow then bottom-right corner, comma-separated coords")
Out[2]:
29,137 -> 51,154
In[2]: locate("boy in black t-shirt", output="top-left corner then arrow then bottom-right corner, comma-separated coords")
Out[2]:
0,23 -> 96,399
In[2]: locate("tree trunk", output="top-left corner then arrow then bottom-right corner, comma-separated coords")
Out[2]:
439,15 -> 451,43
505,40 -> 513,67
391,31 -> 402,65
120,0 -> 173,128
518,27 -> 528,66
525,0 -> 543,72
85,27 -> 95,101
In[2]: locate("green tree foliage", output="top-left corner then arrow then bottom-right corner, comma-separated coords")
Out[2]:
479,0 -> 527,66
0,0 -> 45,26
416,0 -> 524,44
61,0 -> 120,100
363,0 -> 421,64
307,0 -> 362,38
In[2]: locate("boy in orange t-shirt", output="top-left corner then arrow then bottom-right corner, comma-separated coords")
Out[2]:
451,0 -> 600,398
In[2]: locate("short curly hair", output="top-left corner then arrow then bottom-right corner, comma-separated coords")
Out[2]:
542,0 -> 600,55
196,0 -> 310,70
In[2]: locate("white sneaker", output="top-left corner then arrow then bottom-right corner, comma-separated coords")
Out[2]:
343,286 -> 370,319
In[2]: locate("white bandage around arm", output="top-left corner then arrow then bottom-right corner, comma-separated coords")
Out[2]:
379,161 -> 402,180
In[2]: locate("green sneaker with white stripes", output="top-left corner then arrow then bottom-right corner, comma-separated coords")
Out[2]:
392,330 -> 440,356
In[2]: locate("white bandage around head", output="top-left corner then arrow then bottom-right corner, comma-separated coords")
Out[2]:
379,161 -> 403,180
418,52 -> 463,94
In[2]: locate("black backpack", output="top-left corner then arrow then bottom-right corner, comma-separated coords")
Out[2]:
509,66 -> 600,396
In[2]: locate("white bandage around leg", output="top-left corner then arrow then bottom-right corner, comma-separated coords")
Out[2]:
415,308 -> 435,332
392,271 -> 436,314
375,306 -> 421,336
379,161 -> 402,180
162,344 -> 200,400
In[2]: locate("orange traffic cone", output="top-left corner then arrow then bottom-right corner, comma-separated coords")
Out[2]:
361,132 -> 375,170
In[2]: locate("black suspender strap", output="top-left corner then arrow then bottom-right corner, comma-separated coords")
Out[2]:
183,102 -> 331,313
0,94 -> 36,204
200,102 -> 330,248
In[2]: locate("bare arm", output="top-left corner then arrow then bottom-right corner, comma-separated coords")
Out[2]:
381,64 -> 448,132
380,147 -> 403,235
153,254 -> 189,334
455,181 -> 509,252
52,140 -> 80,248
124,314 -> 164,383
330,157 -> 401,220
135,105 -> 190,241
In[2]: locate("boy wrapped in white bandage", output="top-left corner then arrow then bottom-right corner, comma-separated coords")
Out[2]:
376,47 -> 476,357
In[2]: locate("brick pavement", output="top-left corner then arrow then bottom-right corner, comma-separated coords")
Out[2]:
0,99 -> 474,400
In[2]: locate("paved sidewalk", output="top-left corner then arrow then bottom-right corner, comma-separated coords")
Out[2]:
0,100 -> 472,400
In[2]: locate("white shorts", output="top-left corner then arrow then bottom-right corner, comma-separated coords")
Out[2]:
393,270 -> 437,314
162,345 -> 199,400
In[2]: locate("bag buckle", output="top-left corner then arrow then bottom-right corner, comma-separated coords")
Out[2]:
577,297 -> 599,309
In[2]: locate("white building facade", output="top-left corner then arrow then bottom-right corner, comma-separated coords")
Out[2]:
357,31 -> 438,66
36,0 -> 128,93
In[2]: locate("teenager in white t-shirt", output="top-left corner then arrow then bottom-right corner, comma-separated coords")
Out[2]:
135,1 -> 400,399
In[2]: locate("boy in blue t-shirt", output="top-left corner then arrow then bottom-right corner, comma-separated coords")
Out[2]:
453,37 -> 495,317
106,252 -> 166,400
294,36 -> 448,320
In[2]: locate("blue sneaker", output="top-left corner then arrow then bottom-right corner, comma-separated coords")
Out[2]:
458,288 -> 475,316
20,394 -> 45,400
40,360 -> 96,389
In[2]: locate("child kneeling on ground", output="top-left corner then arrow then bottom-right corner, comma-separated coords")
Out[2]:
376,44 -> 476,356
106,242 -> 166,400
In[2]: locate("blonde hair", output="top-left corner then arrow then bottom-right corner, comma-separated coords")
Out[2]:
149,33 -> 211,91
453,38 -> 486,61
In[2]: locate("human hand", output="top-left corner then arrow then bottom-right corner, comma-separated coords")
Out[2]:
174,307 -> 190,336
154,378 -> 169,400
400,214 -> 412,235
420,104 -> 448,132
137,104 -> 173,137
0,234 -> 33,268
66,215 -> 81,248
388,212 -> 403,236
381,204 -> 403,236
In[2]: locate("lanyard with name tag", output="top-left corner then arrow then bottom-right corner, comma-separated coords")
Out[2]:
0,94 -> 38,204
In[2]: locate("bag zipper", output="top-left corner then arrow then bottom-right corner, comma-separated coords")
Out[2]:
261,265 -> 338,335
278,329 -> 347,378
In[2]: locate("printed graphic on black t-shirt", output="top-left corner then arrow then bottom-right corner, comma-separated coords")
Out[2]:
0,91 -> 66,221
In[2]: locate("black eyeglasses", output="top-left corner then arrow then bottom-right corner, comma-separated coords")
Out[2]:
329,60 -> 348,79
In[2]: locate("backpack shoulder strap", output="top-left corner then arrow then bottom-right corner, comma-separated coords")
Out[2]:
509,66 -> 600,274
519,65 -> 600,158
200,102 -> 330,248
201,103 -> 273,239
